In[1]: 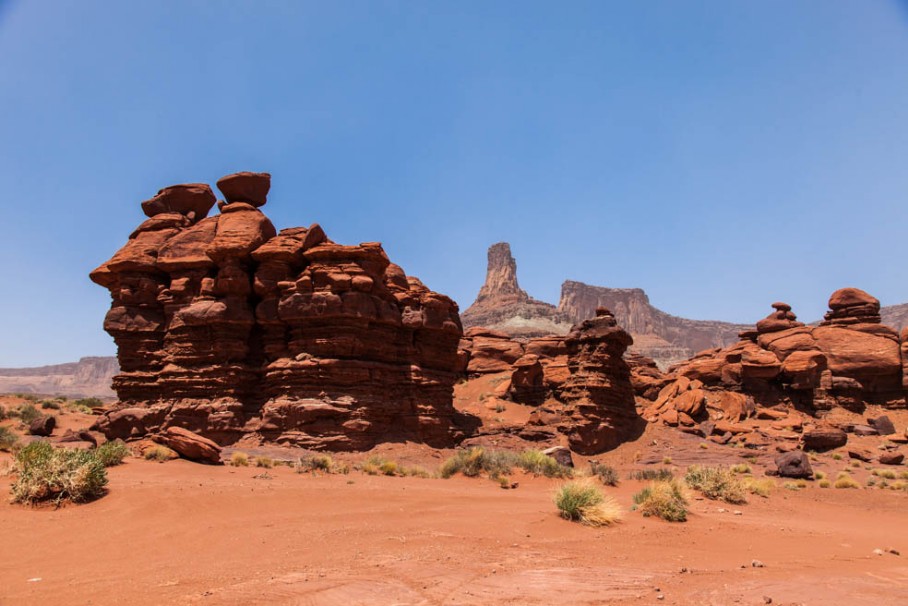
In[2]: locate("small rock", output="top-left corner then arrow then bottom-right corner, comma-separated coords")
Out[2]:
887,548 -> 900,556
763,597 -> 772,604
28,415 -> 56,437
878,452 -> 904,466
542,446 -> 574,468
751,559 -> 765,568
734,510 -> 743,516
656,595 -> 664,601
873,548 -> 885,556
868,415 -> 896,436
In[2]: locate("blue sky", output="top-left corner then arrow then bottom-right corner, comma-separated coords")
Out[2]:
1,1 -> 907,366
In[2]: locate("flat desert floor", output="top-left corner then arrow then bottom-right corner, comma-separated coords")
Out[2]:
2,442 -> 907,606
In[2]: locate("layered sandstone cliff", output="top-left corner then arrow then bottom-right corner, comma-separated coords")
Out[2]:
0,357 -> 118,398
881,303 -> 908,332
90,172 -> 463,450
461,242 -> 750,367
461,243 -> 572,337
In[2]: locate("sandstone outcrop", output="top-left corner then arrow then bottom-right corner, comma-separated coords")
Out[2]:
527,308 -> 641,454
90,173 -> 463,451
461,243 -> 572,338
641,289 -> 907,450
461,242 -> 750,368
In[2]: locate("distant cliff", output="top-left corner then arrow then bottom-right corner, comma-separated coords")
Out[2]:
461,243 -> 574,337
881,303 -> 908,331
0,356 -> 118,398
461,242 -> 750,368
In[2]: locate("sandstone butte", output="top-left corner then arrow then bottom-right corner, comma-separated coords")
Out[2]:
461,242 -> 750,368
89,172 -> 466,451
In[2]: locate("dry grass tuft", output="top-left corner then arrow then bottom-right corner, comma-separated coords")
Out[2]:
555,481 -> 622,527
684,465 -> 747,504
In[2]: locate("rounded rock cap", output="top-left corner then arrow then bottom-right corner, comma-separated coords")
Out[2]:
828,287 -> 879,311
140,183 -> 216,221
216,172 -> 271,207
771,302 -> 792,312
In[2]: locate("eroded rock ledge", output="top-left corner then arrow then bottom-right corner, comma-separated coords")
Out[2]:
90,172 -> 464,450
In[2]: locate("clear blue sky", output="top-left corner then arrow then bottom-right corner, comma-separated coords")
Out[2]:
1,1 -> 907,366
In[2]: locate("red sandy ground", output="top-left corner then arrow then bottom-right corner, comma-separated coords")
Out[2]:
1,390 -> 907,605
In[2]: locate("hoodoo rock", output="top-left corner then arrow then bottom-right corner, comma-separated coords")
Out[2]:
90,173 -> 463,451
528,308 -> 641,454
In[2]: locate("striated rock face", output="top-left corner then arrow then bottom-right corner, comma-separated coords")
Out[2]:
645,290 -> 906,439
554,308 -> 640,453
90,173 -> 463,450
460,242 -> 749,368
525,308 -> 642,454
881,303 -> 908,332
461,243 -> 573,338
0,357 -> 119,398
556,281 -> 750,368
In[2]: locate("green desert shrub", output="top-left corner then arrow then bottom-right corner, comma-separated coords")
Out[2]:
73,397 -> 103,409
10,441 -> 107,505
684,465 -> 747,504
731,463 -> 752,474
590,462 -> 619,486
555,481 -> 622,527
516,450 -> 572,478
254,456 -> 274,469
40,400 -> 61,410
0,426 -> 18,452
16,403 -> 41,424
783,480 -> 807,491
94,440 -> 130,467
629,468 -> 674,482
632,480 -> 688,522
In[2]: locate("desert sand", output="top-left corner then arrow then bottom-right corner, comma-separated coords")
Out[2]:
2,391 -> 907,606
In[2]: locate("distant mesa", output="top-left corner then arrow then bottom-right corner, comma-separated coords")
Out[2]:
0,357 -> 118,399
461,242 -> 750,368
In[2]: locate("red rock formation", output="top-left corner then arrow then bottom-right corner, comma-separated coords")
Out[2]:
458,327 -> 526,374
528,308 -> 641,454
557,281 -> 750,368
645,290 -> 907,447
461,243 -> 572,338
460,243 -> 750,367
91,173 -> 463,450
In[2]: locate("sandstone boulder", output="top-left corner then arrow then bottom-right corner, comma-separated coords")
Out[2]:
216,171 -> 271,207
775,450 -> 813,479
28,415 -> 56,437
153,427 -> 222,464
802,428 -> 847,452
